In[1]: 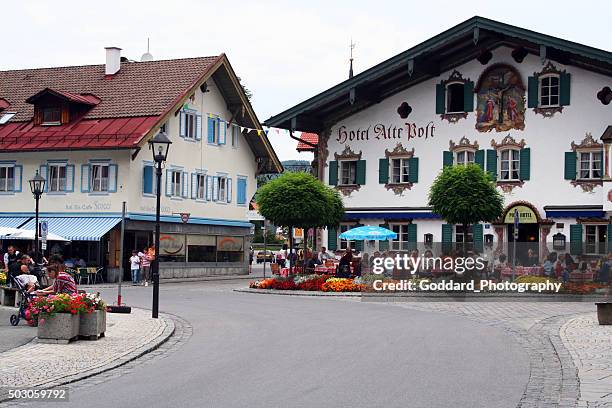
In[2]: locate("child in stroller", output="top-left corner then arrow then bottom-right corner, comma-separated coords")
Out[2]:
9,266 -> 39,326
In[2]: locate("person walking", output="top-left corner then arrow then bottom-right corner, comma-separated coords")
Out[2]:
139,248 -> 152,286
129,250 -> 141,285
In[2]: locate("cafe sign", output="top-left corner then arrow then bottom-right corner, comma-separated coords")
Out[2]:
504,205 -> 538,224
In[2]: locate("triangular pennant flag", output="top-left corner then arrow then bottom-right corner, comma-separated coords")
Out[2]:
241,127 -> 246,133
257,130 -> 262,136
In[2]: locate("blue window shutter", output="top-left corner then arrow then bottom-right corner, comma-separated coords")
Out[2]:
66,164 -> 75,193
195,114 -> 202,140
227,177 -> 232,203
182,172 -> 188,198
13,165 -> 22,192
207,117 -> 215,143
143,165 -> 153,195
218,120 -> 226,145
191,173 -> 197,199
165,169 -> 172,197
206,175 -> 212,201
108,164 -> 118,192
213,176 -> 219,201
179,111 -> 186,137
81,164 -> 90,193
237,178 -> 247,205
39,164 -> 49,192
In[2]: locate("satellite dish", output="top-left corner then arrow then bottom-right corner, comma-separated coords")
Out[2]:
141,52 -> 153,62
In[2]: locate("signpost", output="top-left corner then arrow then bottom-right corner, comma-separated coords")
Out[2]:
512,208 -> 519,281
40,220 -> 48,252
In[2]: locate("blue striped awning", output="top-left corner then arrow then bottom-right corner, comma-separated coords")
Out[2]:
0,217 -> 30,228
19,217 -> 121,241
344,212 -> 441,220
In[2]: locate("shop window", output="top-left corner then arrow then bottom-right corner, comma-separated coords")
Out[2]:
391,224 -> 410,251
424,233 -> 433,247
187,235 -> 216,262
158,233 -> 186,262
455,225 -> 473,243
217,236 -> 244,262
585,225 -> 607,254
390,158 -> 410,183
578,151 -> 602,180
539,75 -> 560,107
340,160 -> 357,185
446,83 -> 465,113
499,149 -> 520,181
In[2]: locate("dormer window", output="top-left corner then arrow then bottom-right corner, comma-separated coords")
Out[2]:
41,106 -> 61,125
0,112 -> 16,125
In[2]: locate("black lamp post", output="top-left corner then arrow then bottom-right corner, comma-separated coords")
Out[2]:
29,171 -> 46,265
148,131 -> 172,318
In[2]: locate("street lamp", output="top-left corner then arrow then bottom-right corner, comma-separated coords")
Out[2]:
148,131 -> 172,319
29,171 -> 46,265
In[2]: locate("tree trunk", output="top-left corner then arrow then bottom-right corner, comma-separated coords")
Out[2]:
289,226 -> 294,274
463,222 -> 468,255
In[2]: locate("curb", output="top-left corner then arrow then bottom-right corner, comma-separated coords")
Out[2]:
81,274 -> 260,289
0,308 -> 176,403
234,288 -> 362,297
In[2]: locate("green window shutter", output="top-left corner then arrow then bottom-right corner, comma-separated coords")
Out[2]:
463,80 -> 474,112
569,224 -> 583,255
443,151 -> 453,168
327,227 -> 337,251
560,72 -> 571,106
564,152 -> 576,180
486,149 -> 497,180
408,157 -> 419,183
519,148 -> 531,181
435,83 -> 446,114
474,150 -> 485,170
473,224 -> 483,252
608,224 -> 612,244
329,161 -> 338,186
378,158 -> 389,184
407,224 -> 417,251
442,224 -> 453,242
527,76 -> 539,108
379,223 -> 389,251
356,160 -> 366,185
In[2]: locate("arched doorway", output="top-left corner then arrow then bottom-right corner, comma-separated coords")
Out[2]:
502,202 -> 540,265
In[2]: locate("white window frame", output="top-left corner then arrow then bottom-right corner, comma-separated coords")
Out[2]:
91,163 -> 110,192
499,148 -> 520,181
48,163 -> 68,192
585,224 -> 607,254
0,165 -> 15,192
170,170 -> 182,197
208,117 -> 220,145
184,111 -> 197,139
390,223 -> 410,251
218,176 -> 227,202
41,106 -> 61,125
446,82 -> 465,114
539,74 -> 560,108
196,173 -> 206,200
339,160 -> 357,186
390,157 -> 410,184
455,224 -> 474,243
578,150 -> 603,180
455,149 -> 475,166
338,224 -> 351,250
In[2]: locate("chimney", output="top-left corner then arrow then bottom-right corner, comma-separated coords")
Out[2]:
105,47 -> 122,76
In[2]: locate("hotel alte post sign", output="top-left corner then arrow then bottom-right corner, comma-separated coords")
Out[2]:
504,205 -> 538,224
336,121 -> 436,144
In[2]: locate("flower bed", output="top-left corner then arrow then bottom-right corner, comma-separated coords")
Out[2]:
249,275 -> 364,292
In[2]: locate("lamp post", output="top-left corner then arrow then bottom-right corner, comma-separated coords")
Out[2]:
148,131 -> 172,319
29,171 -> 46,265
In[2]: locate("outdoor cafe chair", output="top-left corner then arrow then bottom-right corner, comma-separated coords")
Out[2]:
87,267 -> 104,284
77,268 -> 90,285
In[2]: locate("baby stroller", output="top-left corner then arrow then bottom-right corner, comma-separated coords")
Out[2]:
9,275 -> 36,326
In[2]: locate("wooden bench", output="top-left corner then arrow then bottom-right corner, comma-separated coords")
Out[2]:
0,286 -> 23,307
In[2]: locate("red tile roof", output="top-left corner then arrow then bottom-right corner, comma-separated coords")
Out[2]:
296,132 -> 318,151
0,56 -> 219,122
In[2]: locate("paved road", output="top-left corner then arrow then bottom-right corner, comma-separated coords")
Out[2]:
0,306 -> 35,353
20,280 -> 530,408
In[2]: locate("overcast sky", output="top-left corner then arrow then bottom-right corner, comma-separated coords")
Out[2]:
3,1 -> 610,161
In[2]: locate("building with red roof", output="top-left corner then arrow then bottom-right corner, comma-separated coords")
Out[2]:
0,48 -> 282,279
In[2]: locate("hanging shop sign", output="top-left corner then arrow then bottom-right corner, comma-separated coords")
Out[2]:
335,121 -> 435,144
504,205 -> 538,224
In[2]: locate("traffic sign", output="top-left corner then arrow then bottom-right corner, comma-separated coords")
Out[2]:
513,209 -> 519,240
40,221 -> 48,240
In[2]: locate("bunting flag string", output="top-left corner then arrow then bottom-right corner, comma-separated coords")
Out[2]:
204,112 -> 293,138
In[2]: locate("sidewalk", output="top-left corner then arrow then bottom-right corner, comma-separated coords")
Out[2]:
0,308 -> 175,402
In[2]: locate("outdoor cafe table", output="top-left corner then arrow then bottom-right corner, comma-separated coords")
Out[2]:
500,266 -> 543,279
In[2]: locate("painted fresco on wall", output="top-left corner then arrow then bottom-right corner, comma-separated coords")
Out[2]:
475,64 -> 525,132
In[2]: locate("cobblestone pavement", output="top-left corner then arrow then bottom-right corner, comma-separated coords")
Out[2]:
561,313 -> 612,407
0,308 -> 176,403
374,301 -> 604,407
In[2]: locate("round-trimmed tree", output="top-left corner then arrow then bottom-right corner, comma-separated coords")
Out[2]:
256,172 -> 344,266
428,164 -> 504,246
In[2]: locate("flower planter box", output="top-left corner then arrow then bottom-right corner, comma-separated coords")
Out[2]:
79,310 -> 107,340
37,313 -> 79,344
596,302 -> 612,325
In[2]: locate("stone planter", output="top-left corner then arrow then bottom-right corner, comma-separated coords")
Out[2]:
37,313 -> 80,344
79,310 -> 107,340
596,303 -> 612,325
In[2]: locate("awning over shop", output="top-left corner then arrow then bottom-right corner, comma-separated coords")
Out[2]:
344,209 -> 440,221
0,217 -> 29,228
543,205 -> 605,219
19,217 -> 121,241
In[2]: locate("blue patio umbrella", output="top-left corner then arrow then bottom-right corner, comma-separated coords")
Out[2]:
339,225 -> 397,241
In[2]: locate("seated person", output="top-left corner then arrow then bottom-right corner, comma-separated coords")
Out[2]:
36,264 -> 78,296
76,257 -> 86,268
306,253 -> 322,269
64,258 -> 75,268
336,248 -> 353,278
318,246 -> 332,263
15,264 -> 39,293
